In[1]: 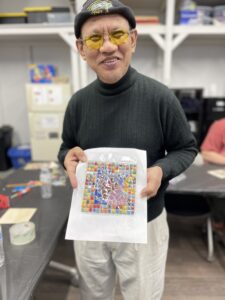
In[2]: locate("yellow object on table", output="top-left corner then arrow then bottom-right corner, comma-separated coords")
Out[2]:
0,208 -> 37,224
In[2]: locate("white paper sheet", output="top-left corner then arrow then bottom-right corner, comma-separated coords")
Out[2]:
66,148 -> 147,243
0,208 -> 37,224
208,169 -> 225,179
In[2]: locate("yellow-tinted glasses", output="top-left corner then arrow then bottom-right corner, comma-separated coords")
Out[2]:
79,29 -> 133,50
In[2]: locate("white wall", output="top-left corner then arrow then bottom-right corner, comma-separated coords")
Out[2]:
133,38 -> 163,82
0,39 -> 71,145
172,37 -> 225,97
0,41 -> 30,145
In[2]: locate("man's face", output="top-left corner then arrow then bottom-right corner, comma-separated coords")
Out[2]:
76,14 -> 137,84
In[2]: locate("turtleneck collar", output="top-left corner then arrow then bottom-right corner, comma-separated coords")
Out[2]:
95,66 -> 137,96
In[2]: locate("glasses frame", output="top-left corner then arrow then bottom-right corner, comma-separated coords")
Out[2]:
78,29 -> 134,50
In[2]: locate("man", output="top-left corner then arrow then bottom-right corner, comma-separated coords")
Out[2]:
201,118 -> 225,232
58,1 -> 197,299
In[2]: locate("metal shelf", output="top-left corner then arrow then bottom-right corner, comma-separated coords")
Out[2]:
0,0 -> 224,87
0,23 -> 74,36
172,25 -> 225,50
137,24 -> 165,35
174,25 -> 225,35
0,23 -> 166,36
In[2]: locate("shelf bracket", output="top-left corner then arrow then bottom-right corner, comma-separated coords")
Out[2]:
172,33 -> 189,50
149,33 -> 165,51
58,31 -> 80,92
58,32 -> 76,51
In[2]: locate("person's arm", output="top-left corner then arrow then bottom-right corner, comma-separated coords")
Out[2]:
154,92 -> 198,181
141,91 -> 198,199
201,151 -> 225,165
64,147 -> 87,188
58,97 -> 87,188
200,120 -> 225,165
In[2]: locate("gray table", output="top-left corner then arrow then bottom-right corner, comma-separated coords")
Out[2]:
0,168 -> 72,300
167,163 -> 225,197
166,163 -> 225,261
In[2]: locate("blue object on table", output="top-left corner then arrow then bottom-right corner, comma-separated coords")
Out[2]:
7,146 -> 31,169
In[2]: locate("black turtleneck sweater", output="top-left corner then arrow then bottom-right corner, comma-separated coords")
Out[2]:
58,66 -> 197,222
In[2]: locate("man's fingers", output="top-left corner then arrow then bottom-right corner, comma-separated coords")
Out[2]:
141,166 -> 163,199
64,147 -> 87,189
141,187 -> 148,198
141,177 -> 160,198
69,176 -> 78,189
67,163 -> 78,188
71,146 -> 87,162
141,186 -> 157,198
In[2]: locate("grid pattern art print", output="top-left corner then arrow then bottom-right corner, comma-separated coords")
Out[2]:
81,161 -> 137,215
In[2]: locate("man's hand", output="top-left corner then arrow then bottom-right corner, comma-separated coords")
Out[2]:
141,166 -> 163,199
64,146 -> 87,188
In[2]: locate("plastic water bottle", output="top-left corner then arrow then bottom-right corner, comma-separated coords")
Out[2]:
0,225 -> 5,267
40,166 -> 52,199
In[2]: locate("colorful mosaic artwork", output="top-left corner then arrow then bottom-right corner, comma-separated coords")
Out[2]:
82,161 -> 137,215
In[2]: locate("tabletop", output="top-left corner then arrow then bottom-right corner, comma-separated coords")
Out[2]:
0,168 -> 72,300
167,163 -> 225,197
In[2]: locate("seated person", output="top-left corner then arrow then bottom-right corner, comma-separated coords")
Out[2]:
201,118 -> 225,233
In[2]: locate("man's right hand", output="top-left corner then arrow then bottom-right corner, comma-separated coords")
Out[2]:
64,146 -> 87,188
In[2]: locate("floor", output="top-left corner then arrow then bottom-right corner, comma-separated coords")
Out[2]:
33,215 -> 225,300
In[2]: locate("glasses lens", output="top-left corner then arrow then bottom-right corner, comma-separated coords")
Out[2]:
83,30 -> 130,50
85,34 -> 103,49
110,30 -> 129,46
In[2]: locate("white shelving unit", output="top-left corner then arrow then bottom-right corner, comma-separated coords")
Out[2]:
0,0 -> 224,85
0,23 -> 80,92
0,0 -> 225,144
173,25 -> 225,49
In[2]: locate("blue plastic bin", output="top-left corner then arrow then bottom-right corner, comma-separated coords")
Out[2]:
179,10 -> 197,24
7,146 -> 31,169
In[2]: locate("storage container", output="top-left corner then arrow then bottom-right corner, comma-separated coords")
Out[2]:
135,16 -> 160,24
0,126 -> 13,170
0,13 -> 27,24
47,8 -> 71,23
26,83 -> 71,112
196,6 -> 213,25
179,0 -> 196,11
179,10 -> 198,25
214,6 -> 225,25
7,146 -> 31,169
28,112 -> 63,161
24,6 -> 71,24
24,7 -> 51,23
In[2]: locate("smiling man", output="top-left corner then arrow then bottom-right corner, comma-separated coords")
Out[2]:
76,13 -> 136,84
58,1 -> 197,299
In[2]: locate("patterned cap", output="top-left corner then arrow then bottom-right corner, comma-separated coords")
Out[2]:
74,0 -> 136,38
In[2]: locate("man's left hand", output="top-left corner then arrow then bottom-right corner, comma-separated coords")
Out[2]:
141,166 -> 163,199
